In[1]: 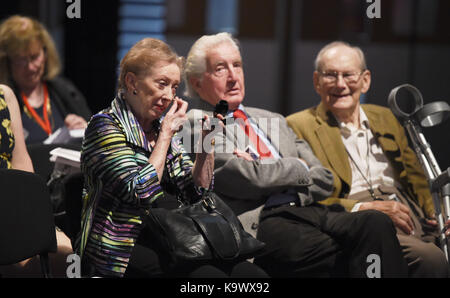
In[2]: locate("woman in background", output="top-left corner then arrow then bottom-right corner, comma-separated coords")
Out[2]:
0,15 -> 91,145
0,84 -> 72,277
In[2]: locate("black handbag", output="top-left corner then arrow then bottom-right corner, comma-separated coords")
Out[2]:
142,189 -> 265,268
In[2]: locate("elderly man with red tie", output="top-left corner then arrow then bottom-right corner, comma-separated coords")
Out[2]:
182,32 -> 408,278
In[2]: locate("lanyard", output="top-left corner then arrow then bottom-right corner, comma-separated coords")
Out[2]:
21,83 -> 52,136
345,128 -> 380,200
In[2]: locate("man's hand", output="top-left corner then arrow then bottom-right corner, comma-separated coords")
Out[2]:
446,219 -> 450,237
423,216 -> 450,237
424,218 -> 438,227
359,200 -> 415,235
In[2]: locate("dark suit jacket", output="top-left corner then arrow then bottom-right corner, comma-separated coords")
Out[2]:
286,102 -> 434,217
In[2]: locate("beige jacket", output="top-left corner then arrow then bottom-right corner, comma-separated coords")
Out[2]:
287,102 -> 434,217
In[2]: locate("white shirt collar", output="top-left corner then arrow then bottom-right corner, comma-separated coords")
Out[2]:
336,107 -> 370,137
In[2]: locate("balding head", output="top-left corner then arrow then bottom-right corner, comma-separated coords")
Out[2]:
312,41 -> 371,125
315,41 -> 367,72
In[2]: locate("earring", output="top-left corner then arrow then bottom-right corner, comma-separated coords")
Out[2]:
133,89 -> 137,95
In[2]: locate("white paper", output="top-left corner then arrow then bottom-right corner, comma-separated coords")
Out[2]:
43,126 -> 85,145
49,147 -> 81,169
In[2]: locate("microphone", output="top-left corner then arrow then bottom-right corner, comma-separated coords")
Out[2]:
214,100 -> 228,121
211,100 -> 228,128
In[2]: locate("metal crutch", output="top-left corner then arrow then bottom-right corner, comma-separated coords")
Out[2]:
388,84 -> 450,260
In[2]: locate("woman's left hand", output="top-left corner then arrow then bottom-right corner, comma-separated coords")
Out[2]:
197,113 -> 225,154
201,113 -> 225,133
192,113 -> 220,188
64,113 -> 88,130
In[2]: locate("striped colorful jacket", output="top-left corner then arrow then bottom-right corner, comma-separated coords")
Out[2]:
75,95 -> 206,277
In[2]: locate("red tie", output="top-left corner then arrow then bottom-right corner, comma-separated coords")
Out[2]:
233,109 -> 273,159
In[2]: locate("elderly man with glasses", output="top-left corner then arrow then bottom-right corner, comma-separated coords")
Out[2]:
287,41 -> 449,277
182,33 -> 411,278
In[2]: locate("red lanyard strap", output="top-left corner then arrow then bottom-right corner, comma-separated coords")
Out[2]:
21,83 -> 52,136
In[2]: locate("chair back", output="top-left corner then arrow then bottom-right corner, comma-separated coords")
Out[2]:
63,172 -> 84,243
0,169 -> 57,276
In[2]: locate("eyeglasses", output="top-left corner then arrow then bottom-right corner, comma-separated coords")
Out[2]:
319,70 -> 365,84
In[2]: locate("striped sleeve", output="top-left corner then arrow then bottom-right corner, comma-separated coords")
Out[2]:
81,113 -> 163,208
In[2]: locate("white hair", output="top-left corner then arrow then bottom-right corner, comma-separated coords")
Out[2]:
314,41 -> 367,71
183,32 -> 240,98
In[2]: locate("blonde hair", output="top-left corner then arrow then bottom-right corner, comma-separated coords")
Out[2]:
118,38 -> 184,91
183,32 -> 240,99
314,41 -> 367,71
0,15 -> 61,84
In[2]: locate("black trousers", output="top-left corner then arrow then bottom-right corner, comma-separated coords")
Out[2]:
253,203 -> 408,278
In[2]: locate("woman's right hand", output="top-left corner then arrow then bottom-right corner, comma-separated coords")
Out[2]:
160,97 -> 188,139
149,97 -> 188,181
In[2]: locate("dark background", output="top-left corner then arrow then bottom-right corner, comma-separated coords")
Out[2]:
1,0 -> 449,170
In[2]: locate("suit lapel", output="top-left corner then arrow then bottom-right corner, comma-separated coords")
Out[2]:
248,109 -> 277,153
364,106 -> 399,154
315,103 -> 352,188
364,106 -> 386,136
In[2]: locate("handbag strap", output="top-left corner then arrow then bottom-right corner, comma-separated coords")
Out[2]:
172,162 -> 215,207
